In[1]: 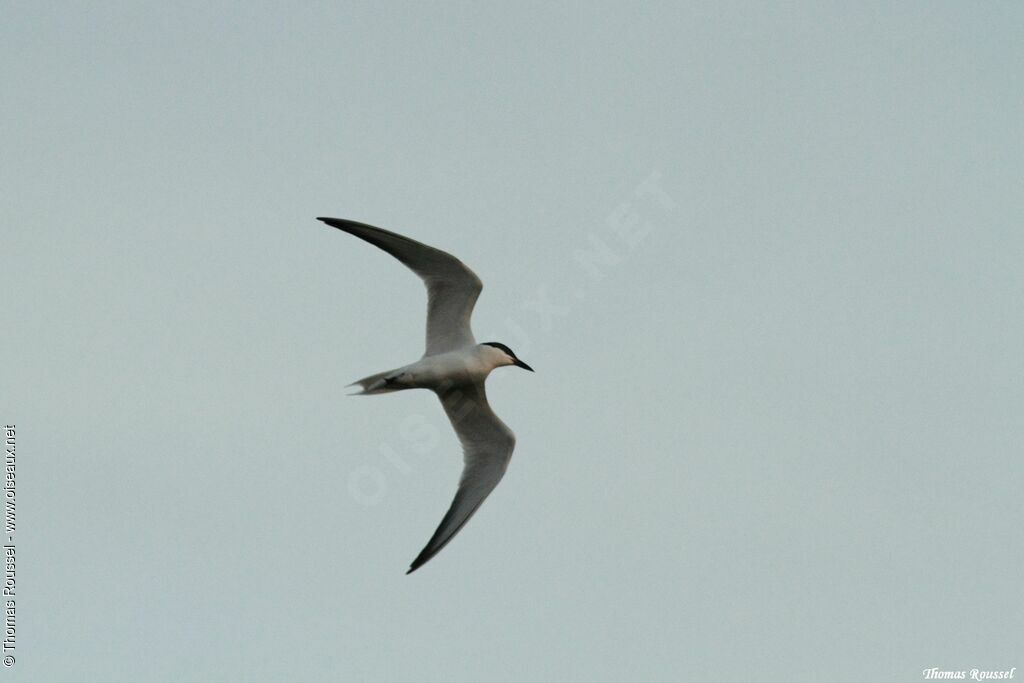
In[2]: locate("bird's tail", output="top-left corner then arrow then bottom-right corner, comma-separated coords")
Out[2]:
347,367 -> 406,395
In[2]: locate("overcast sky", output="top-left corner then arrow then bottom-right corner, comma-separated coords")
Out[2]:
3,2 -> 1023,681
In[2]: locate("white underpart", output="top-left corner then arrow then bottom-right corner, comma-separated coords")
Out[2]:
318,217 -> 520,573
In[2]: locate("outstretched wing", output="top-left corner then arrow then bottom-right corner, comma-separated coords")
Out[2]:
318,217 -> 482,355
407,382 -> 516,574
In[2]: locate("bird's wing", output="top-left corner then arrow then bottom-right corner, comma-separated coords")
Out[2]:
318,217 -> 482,355
407,382 -> 516,574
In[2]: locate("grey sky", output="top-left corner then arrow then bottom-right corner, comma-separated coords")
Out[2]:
3,2 -> 1023,681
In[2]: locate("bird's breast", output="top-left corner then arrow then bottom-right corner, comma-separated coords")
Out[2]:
406,350 -> 488,389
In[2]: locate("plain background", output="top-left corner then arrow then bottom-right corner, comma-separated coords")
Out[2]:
3,3 -> 1022,681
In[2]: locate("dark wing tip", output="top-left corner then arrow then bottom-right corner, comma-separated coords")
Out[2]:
318,216 -> 363,234
405,547 -> 434,575
318,216 -> 352,226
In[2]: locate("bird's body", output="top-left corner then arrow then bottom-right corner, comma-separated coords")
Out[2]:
318,217 -> 533,574
350,345 -> 508,395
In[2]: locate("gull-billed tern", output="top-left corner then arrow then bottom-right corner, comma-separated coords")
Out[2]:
318,217 -> 533,574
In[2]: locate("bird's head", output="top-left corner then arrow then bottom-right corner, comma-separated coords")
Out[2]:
481,342 -> 534,372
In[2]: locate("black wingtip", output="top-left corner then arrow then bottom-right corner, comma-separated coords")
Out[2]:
318,216 -> 355,231
406,550 -> 433,575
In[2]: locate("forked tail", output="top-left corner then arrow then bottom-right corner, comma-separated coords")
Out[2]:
347,367 -> 406,395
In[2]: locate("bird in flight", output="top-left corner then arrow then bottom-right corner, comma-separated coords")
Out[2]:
318,217 -> 533,574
